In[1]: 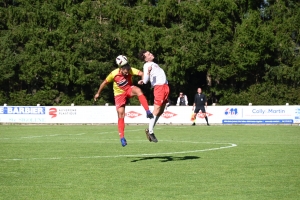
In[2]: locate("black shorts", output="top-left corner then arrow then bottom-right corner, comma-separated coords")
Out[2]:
194,106 -> 206,113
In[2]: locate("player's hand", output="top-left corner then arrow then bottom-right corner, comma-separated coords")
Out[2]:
94,93 -> 100,101
138,80 -> 144,85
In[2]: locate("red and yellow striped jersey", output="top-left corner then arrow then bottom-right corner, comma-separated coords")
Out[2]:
105,67 -> 141,96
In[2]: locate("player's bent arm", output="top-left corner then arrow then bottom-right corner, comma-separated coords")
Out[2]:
94,80 -> 109,100
137,71 -> 145,85
142,73 -> 149,84
142,66 -> 151,84
138,71 -> 143,77
130,68 -> 144,84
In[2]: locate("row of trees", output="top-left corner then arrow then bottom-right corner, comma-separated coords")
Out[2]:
0,0 -> 299,106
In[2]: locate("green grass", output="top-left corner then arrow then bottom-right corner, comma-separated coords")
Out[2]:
0,125 -> 299,200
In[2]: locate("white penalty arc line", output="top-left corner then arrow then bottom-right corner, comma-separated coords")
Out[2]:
2,142 -> 237,161
79,143 -> 237,159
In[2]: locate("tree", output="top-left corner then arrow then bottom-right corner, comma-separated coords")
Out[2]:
0,0 -> 299,106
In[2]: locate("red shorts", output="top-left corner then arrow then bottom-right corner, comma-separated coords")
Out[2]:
114,86 -> 134,109
153,84 -> 169,106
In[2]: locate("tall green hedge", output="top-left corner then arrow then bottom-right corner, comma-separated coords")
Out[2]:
0,0 -> 299,106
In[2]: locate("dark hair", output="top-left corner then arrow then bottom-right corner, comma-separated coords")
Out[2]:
138,50 -> 147,61
121,63 -> 131,70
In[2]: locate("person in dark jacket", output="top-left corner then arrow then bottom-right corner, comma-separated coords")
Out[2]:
191,88 -> 210,126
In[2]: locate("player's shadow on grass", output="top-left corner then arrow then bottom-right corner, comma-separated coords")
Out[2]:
131,156 -> 200,162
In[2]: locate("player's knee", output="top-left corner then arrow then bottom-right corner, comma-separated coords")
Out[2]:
133,87 -> 143,96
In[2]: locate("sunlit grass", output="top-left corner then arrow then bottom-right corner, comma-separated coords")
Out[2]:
0,125 -> 299,200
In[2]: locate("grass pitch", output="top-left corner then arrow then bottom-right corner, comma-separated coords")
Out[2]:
0,124 -> 299,200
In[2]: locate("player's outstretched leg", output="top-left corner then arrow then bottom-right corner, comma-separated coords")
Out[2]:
118,118 -> 127,147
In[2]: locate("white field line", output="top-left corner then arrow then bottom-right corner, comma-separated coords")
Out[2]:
20,133 -> 86,139
0,128 -> 162,139
77,142 -> 237,159
0,133 -> 86,140
2,141 -> 237,161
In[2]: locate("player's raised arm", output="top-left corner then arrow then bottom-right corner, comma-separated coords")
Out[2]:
94,80 -> 109,101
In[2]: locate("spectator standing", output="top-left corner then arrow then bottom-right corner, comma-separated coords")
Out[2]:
176,92 -> 188,106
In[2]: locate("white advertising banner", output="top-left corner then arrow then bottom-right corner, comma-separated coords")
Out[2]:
220,106 -> 298,124
0,105 -> 299,124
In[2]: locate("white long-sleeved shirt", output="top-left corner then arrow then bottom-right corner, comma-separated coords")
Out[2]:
176,95 -> 188,106
142,62 -> 168,87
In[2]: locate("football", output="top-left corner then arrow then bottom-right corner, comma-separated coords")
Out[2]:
116,55 -> 128,66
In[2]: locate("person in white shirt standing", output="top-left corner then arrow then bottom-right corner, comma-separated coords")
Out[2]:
138,50 -> 169,143
176,92 -> 188,106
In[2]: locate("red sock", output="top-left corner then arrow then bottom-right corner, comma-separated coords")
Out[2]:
118,118 -> 125,138
138,95 -> 149,111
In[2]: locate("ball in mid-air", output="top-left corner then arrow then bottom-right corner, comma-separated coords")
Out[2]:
116,55 -> 128,66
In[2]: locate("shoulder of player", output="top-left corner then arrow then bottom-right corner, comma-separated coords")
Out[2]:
130,67 -> 140,72
143,62 -> 152,68
129,67 -> 142,75
144,61 -> 158,67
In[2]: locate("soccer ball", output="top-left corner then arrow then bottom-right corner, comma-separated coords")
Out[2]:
116,55 -> 128,66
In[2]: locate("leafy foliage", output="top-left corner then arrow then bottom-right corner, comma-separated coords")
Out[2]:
0,0 -> 299,105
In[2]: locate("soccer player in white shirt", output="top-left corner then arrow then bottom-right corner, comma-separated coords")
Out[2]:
138,50 -> 170,143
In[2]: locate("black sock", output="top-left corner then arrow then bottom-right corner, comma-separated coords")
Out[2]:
205,116 -> 208,124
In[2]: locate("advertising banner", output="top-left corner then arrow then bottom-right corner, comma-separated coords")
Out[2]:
0,105 -> 299,124
221,106 -> 296,124
0,106 -> 47,123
